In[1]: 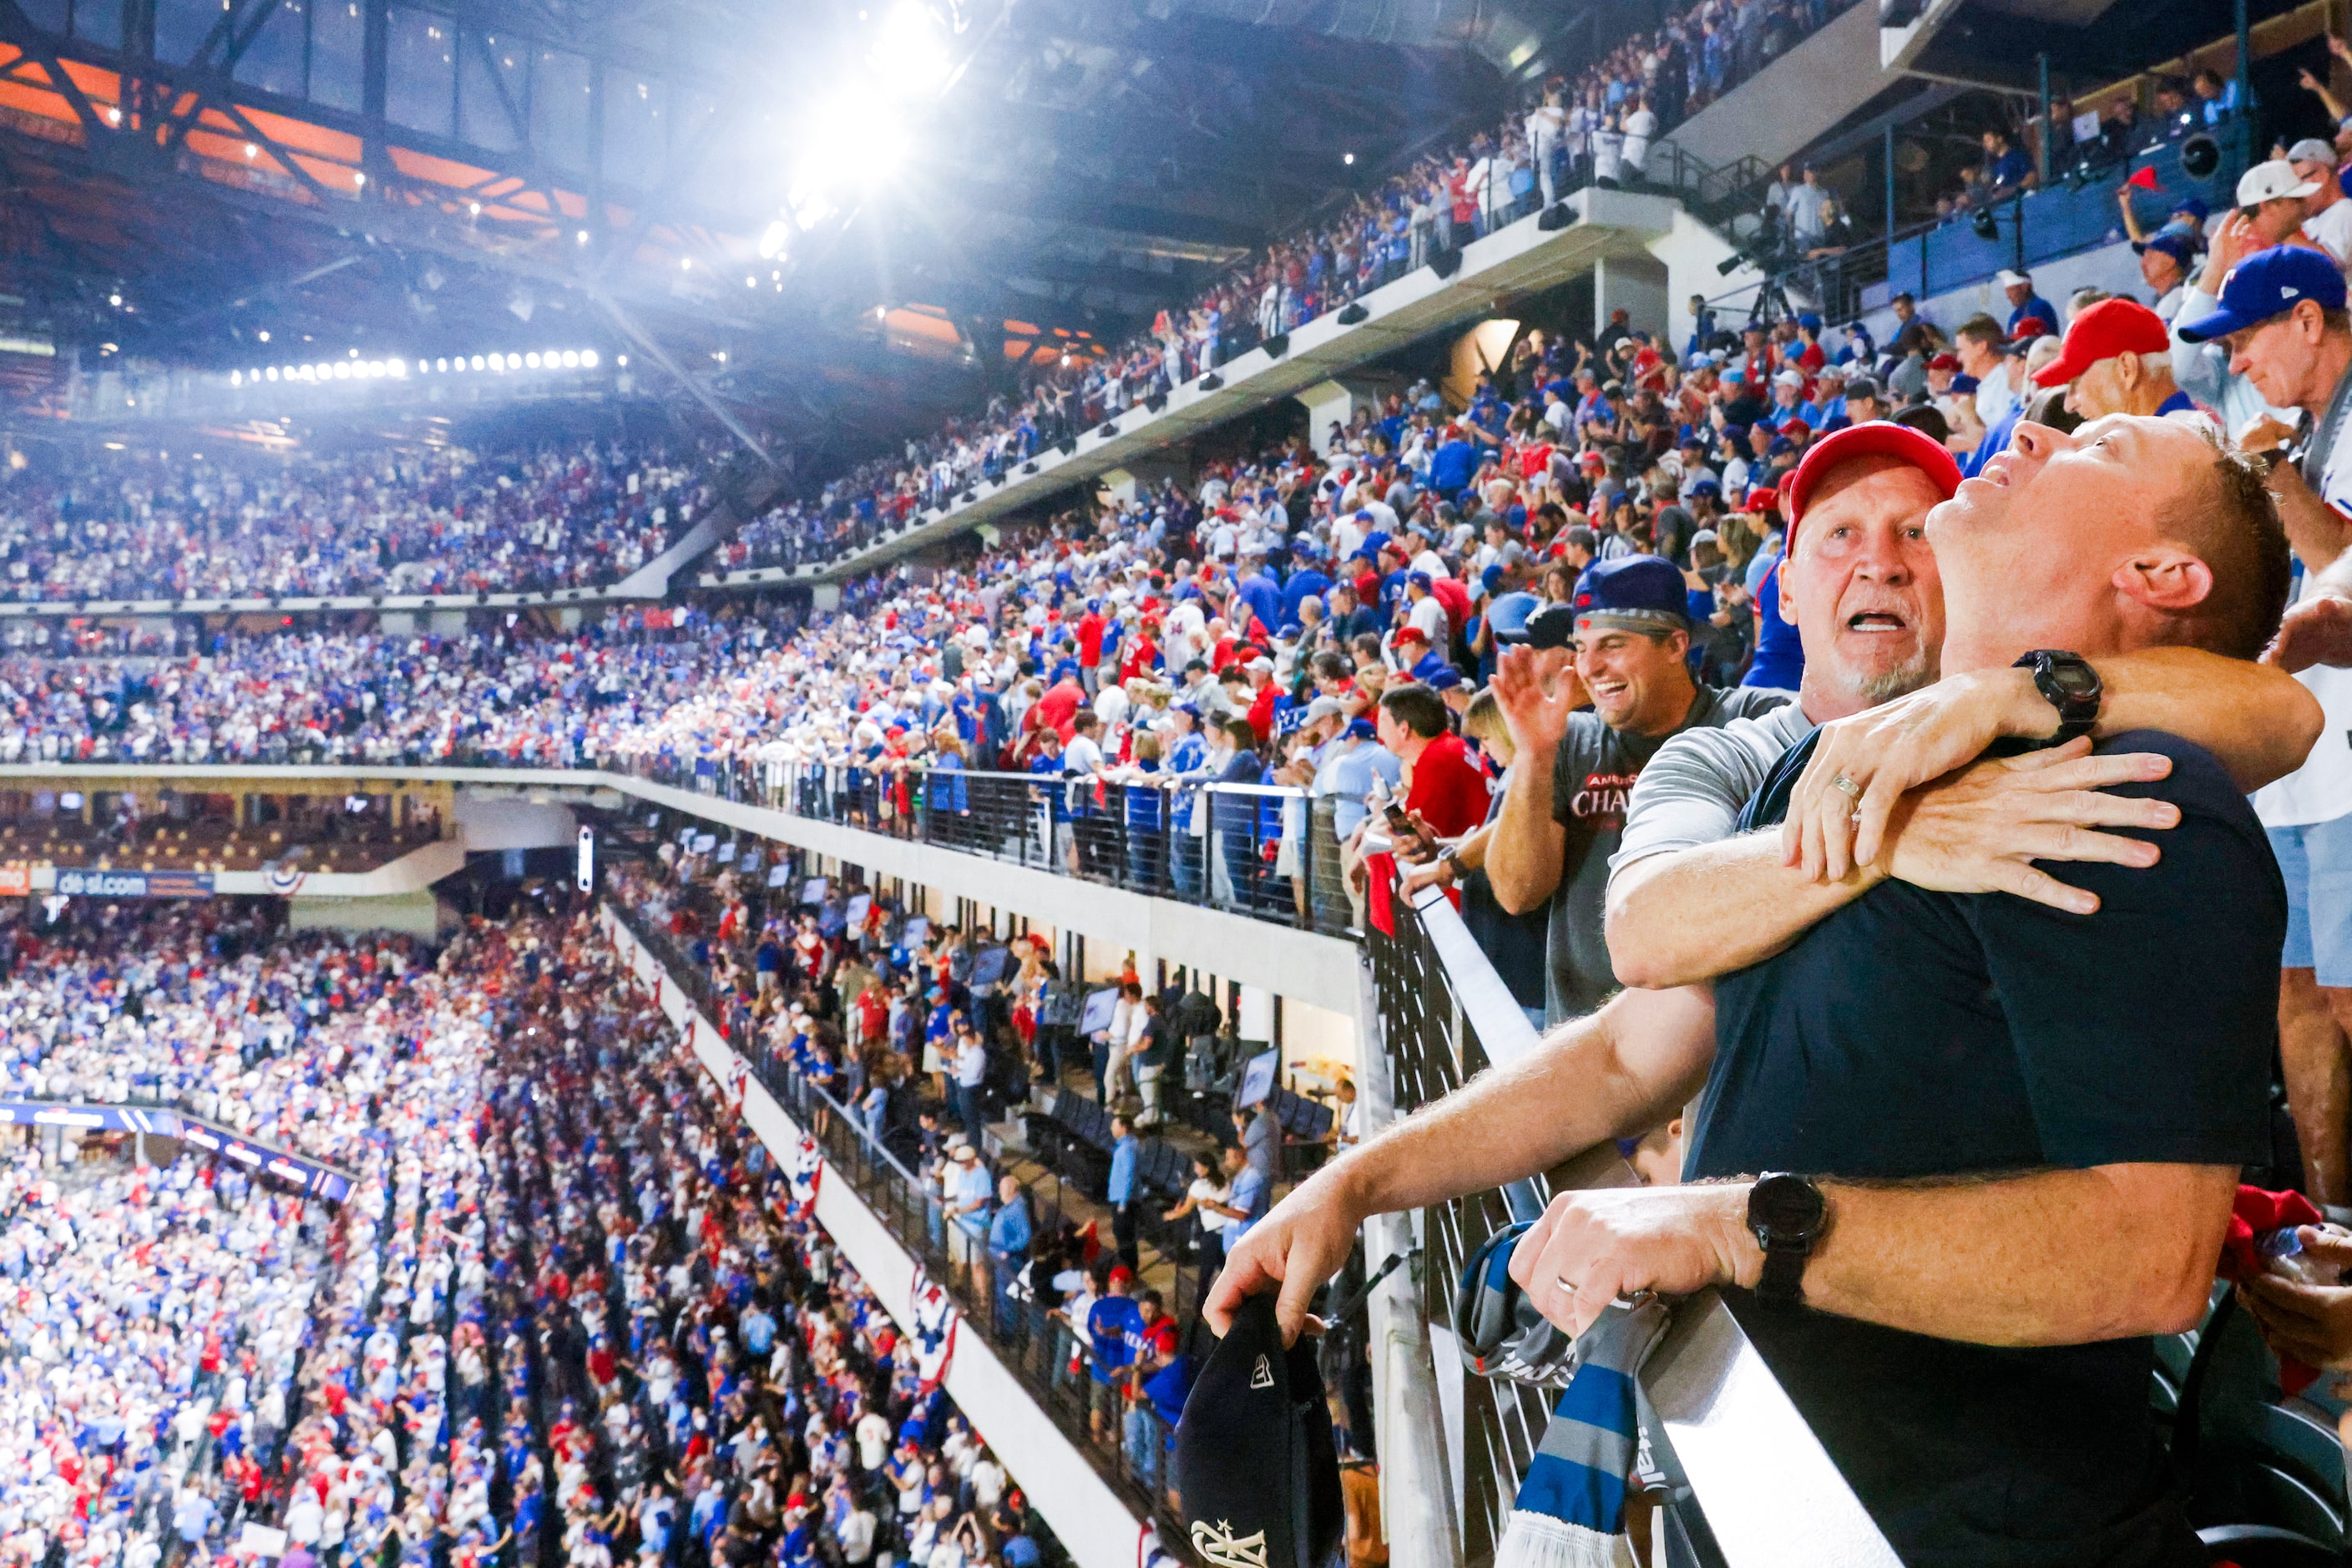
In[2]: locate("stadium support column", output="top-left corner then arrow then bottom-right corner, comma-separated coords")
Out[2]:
812,584 -> 842,614
1294,382 -> 1382,455
2235,0 -> 2253,116
2036,55 -> 2051,190
1593,254 -> 1669,344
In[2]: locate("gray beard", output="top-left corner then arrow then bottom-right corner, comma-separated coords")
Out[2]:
1851,650 -> 1940,706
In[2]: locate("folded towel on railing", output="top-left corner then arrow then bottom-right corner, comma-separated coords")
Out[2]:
1457,1222 -> 1671,1568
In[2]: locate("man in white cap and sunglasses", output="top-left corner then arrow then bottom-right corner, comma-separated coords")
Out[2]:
2289,136 -> 2352,268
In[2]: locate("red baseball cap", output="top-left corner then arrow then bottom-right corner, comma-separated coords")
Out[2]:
2031,297 -> 2172,387
1927,352 -> 1961,372
1744,485 -> 1779,514
1783,420 -> 1964,534
1393,625 -> 1430,645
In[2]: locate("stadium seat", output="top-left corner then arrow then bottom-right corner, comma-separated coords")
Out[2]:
2173,1292 -> 2347,1555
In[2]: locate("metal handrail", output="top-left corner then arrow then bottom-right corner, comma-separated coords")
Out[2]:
631,753 -> 1358,938
1376,883 -> 1900,1565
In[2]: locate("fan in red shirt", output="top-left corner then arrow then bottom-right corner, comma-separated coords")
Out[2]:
1118,619 -> 1161,681
1377,684 -> 1489,840
1075,603 -> 1109,672
1031,672 -> 1085,738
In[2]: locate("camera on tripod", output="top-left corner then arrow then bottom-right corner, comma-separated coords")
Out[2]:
1717,210 -> 1791,277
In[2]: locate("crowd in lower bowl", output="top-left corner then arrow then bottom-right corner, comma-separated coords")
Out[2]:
0,898 -> 1057,1568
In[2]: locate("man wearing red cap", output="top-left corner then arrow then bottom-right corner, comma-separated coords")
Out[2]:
2031,297 -> 2196,420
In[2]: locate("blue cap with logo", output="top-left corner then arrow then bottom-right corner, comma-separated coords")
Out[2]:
1571,555 -> 1689,633
2177,245 -> 2349,342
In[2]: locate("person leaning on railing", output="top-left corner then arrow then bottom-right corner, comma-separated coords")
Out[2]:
1212,419 -> 2324,1565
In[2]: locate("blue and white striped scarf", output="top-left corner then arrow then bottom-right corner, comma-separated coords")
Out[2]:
1455,1222 -> 1672,1568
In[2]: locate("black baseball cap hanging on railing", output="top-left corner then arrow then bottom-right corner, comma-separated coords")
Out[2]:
1174,1292 -> 1345,1568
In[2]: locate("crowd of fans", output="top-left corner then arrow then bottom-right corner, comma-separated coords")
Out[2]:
0,441 -> 711,603
0,898 -> 1060,1568
0,274 -> 2249,846
708,0 -> 1860,580
603,842 -> 1318,1515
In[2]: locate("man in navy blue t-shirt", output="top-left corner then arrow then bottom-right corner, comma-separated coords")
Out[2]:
1209,419 -> 2322,1568
1520,416 -> 2296,1565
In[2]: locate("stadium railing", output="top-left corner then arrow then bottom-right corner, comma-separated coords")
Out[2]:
1732,115 -> 2253,326
1368,880 -> 1904,1565
616,754 -> 1357,938
604,894 -> 1196,1554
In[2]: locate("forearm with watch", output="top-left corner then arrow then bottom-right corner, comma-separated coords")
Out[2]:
1416,822 -> 1494,886
1540,1161 -> 2236,1345
1719,1161 -> 2234,1343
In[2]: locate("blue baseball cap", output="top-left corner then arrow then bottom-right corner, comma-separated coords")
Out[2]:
2136,232 -> 2197,270
1422,667 -> 1464,691
2177,245 -> 2348,342
1571,555 -> 1689,634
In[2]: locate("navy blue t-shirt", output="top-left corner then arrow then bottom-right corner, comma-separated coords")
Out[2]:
1692,727 -> 2281,1568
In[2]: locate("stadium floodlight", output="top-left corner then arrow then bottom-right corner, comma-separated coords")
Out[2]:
470,356 -> 485,370
561,351 -> 580,368
266,367 -> 280,382
332,362 -> 351,379
525,352 -> 541,368
583,350 -> 599,368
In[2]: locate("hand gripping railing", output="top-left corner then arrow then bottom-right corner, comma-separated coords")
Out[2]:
1372,883 -> 1902,1567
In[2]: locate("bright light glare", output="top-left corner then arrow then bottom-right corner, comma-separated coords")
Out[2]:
788,94 -> 911,224
871,3 -> 951,97
583,350 -> 600,367
524,352 -> 541,368
756,220 -> 790,260
560,351 -> 580,367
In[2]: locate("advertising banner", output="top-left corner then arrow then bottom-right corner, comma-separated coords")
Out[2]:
53,869 -> 215,898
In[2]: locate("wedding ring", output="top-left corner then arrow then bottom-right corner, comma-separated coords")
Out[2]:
1828,772 -> 1863,801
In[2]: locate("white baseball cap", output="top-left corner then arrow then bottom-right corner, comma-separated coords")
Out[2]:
1994,269 -> 2032,289
2238,159 -> 2323,207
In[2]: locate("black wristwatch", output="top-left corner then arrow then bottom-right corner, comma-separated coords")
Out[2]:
2013,650 -> 2102,744
1748,1172 -> 1827,1305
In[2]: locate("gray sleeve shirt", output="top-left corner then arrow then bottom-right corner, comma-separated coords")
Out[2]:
1607,702 -> 1816,884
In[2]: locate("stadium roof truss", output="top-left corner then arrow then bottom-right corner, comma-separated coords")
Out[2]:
0,0 -> 778,341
